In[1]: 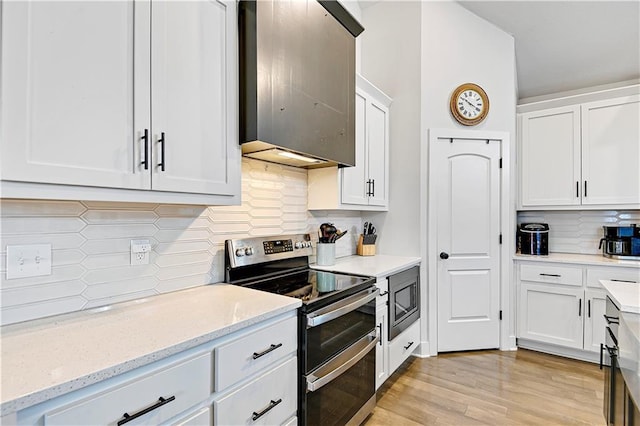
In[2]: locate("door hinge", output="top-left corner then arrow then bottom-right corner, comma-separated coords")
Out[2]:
499,310 -> 503,320
499,234 -> 503,244
499,158 -> 503,169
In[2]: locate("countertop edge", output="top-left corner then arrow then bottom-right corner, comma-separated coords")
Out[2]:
311,255 -> 421,278
0,296 -> 300,417
513,253 -> 640,268
601,280 -> 640,314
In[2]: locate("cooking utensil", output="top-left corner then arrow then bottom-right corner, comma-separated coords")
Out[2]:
363,222 -> 369,235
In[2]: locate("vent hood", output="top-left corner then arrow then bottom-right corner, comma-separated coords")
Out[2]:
239,0 -> 364,169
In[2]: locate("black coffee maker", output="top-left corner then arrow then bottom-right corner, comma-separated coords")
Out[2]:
599,224 -> 640,259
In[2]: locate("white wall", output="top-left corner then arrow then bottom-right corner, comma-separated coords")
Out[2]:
359,1 -> 517,355
359,1 -> 423,257
421,2 -> 517,132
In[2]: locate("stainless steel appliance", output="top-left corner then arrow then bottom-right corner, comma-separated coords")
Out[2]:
599,225 -> 640,260
238,0 -> 364,168
517,223 -> 549,255
601,296 -> 625,425
388,266 -> 420,340
225,234 -> 378,426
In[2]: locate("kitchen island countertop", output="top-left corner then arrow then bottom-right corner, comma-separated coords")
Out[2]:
0,284 -> 300,417
312,254 -> 421,278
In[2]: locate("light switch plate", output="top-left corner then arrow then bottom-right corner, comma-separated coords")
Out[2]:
6,244 -> 52,279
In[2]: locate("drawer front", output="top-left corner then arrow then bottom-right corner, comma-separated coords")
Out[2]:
215,315 -> 297,390
171,406 -> 211,426
388,320 -> 420,374
586,266 -> 640,288
520,263 -> 583,286
214,357 -> 297,426
45,352 -> 212,425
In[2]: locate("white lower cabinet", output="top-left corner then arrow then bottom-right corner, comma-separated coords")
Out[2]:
213,358 -> 297,425
517,261 -> 638,360
375,278 -> 389,390
15,312 -> 297,426
388,321 -> 420,375
519,281 -> 584,349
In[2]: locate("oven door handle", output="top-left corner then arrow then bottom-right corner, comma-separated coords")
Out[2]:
306,287 -> 378,328
305,331 -> 378,393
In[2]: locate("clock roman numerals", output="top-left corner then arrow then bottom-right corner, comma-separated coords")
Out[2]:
450,83 -> 489,126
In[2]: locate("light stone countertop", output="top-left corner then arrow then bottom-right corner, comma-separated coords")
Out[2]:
312,254 -> 421,278
514,252 -> 640,268
0,284 -> 301,417
601,280 -> 640,314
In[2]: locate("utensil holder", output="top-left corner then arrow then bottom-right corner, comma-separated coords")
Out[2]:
357,234 -> 376,256
316,243 -> 336,266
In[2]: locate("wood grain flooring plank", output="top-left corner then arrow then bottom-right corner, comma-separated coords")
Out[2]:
364,349 -> 605,426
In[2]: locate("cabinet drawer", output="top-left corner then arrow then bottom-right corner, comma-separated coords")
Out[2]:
214,316 -> 297,390
586,267 -> 640,288
388,320 -> 420,374
520,264 -> 583,286
45,352 -> 212,425
171,406 -> 211,426
214,357 -> 297,426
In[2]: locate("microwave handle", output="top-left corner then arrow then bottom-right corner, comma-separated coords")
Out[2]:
306,332 -> 378,392
306,287 -> 378,328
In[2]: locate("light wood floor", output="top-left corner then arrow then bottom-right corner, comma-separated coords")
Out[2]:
364,349 -> 605,425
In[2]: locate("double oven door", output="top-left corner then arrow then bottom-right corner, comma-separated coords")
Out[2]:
300,285 -> 379,426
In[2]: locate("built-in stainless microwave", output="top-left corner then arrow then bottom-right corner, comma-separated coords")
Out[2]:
388,266 -> 420,340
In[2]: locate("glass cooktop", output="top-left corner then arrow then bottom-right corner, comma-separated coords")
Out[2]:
242,269 -> 373,306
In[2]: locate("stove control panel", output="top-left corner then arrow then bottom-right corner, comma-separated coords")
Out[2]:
263,239 -> 293,254
226,233 -> 313,268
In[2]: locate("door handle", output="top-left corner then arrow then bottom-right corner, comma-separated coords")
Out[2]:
157,132 -> 166,171
439,252 -> 449,259
140,129 -> 149,170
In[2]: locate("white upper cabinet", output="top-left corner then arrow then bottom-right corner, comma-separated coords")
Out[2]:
308,74 -> 391,211
1,0 -> 240,204
519,106 -> 581,207
518,91 -> 639,209
581,95 -> 640,205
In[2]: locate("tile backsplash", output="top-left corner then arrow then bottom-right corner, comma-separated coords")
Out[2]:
517,210 -> 640,254
0,159 -> 362,326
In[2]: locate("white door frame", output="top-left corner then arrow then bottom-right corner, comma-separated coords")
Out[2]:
418,128 -> 516,357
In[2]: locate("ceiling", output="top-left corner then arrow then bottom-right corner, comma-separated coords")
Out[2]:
458,1 -> 640,100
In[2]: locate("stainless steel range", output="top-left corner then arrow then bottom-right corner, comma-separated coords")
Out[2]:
225,233 -> 378,426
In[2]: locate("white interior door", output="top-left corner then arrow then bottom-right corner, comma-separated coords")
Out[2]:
435,138 -> 501,352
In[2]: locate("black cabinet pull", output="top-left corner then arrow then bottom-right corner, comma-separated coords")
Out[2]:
117,396 -> 175,426
251,398 -> 282,421
578,299 -> 582,317
587,300 -> 591,318
371,179 -> 375,197
366,179 -> 373,196
439,252 -> 449,260
252,343 -> 282,359
611,279 -> 637,283
403,341 -> 414,350
539,273 -> 561,277
379,291 -> 388,297
158,132 -> 166,171
141,129 -> 149,170
599,343 -> 604,370
603,314 -> 619,325
584,180 -> 587,197
377,322 -> 383,346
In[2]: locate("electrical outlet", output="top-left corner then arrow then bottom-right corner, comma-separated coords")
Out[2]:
130,240 -> 151,265
6,244 -> 52,279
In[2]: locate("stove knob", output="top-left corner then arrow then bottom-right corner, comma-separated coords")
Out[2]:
244,247 -> 254,256
295,242 -> 303,249
306,241 -> 312,248
235,248 -> 245,257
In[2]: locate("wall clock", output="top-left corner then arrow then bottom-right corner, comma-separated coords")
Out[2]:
450,83 -> 489,126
